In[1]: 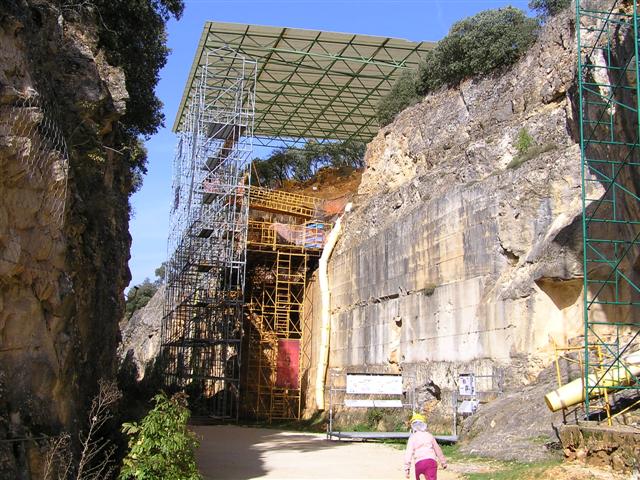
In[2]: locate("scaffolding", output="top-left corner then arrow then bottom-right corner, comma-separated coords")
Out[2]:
242,198 -> 331,421
161,47 -> 257,418
577,0 -> 640,417
163,22 -> 428,421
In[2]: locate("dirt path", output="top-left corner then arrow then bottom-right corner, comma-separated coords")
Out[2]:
194,425 -> 462,480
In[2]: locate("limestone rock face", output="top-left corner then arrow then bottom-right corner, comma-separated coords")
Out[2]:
304,12 -> 593,434
0,2 -> 132,477
118,286 -> 165,381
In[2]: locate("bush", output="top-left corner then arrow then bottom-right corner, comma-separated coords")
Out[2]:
508,129 -> 558,169
119,392 -> 201,480
376,69 -> 420,126
515,128 -> 534,157
529,0 -> 571,18
124,263 -> 166,320
124,279 -> 157,320
418,7 -> 539,93
377,7 -> 539,125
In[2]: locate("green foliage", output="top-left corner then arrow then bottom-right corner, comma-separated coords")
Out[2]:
507,128 -> 557,169
124,279 -> 157,320
376,69 -> 420,126
124,264 -> 165,319
119,392 -> 201,480
154,262 -> 167,283
528,0 -> 571,18
251,140 -> 365,188
366,408 -> 384,427
418,7 -> 539,94
92,0 -> 184,137
126,137 -> 149,194
377,7 -> 539,125
507,143 -> 556,169
515,128 -> 534,157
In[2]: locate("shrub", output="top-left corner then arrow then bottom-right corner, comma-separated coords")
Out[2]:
119,392 -> 201,480
377,7 -> 539,125
376,69 -> 420,126
366,408 -> 384,427
508,129 -> 558,169
418,7 -> 539,93
507,143 -> 556,169
529,0 -> 571,18
515,128 -> 534,157
124,263 -> 166,320
124,279 -> 157,320
43,380 -> 122,480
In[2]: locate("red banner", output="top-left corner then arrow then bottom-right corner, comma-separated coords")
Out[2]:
276,339 -> 300,389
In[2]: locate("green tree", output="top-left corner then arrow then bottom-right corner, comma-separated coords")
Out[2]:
251,141 -> 365,187
418,7 -> 539,93
376,69 -> 420,126
377,7 -> 539,125
515,128 -> 534,156
154,262 -> 167,285
93,0 -> 184,137
124,264 -> 166,319
119,392 -> 201,480
251,149 -> 294,187
528,0 -> 571,18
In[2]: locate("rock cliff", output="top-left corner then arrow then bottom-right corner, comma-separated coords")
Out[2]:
0,2 -> 132,477
304,10 -> 597,452
118,285 -> 164,382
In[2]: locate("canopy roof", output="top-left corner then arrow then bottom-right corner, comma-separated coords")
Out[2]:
173,22 -> 432,145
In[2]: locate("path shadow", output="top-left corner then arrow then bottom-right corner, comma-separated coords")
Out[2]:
194,425 -> 350,479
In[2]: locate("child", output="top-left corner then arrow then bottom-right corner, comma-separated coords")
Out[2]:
403,413 -> 447,480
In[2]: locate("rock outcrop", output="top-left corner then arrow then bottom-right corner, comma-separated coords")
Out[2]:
303,9 -> 615,457
118,285 -> 165,382
0,2 -> 132,477
324,9 -> 583,386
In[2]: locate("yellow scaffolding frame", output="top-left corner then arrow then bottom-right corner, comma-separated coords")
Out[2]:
243,187 -> 328,421
552,341 -> 619,425
249,186 -> 323,219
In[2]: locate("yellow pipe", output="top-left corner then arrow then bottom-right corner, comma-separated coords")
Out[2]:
315,203 -> 351,410
544,363 -> 640,412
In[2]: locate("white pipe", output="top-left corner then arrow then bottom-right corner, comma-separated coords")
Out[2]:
315,203 -> 351,410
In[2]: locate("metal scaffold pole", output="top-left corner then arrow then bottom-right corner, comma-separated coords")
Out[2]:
161,47 -> 257,419
163,21 -> 428,421
577,0 -> 640,419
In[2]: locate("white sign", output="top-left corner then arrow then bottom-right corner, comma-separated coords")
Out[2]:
346,374 -> 403,395
457,399 -> 479,414
344,399 -> 404,408
458,374 -> 476,396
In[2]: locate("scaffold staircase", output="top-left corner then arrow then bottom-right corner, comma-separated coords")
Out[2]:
249,185 -> 323,218
274,251 -> 306,337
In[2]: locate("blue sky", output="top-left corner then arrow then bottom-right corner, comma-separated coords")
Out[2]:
128,0 -> 532,288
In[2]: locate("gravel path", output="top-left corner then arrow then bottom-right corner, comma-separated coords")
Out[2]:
194,425 -> 461,480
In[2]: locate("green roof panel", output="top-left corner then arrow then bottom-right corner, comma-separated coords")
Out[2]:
173,22 -> 433,144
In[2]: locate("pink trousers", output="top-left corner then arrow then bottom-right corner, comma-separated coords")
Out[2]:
414,458 -> 437,480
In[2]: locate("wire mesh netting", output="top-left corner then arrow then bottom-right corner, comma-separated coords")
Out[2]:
3,93 -> 69,228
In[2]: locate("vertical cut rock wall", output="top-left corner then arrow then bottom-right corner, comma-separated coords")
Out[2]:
304,12 -> 599,419
0,2 -> 132,477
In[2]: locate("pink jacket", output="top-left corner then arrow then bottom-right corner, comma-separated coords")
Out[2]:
403,431 -> 447,471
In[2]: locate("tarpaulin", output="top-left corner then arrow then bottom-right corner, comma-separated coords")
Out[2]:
276,339 -> 300,388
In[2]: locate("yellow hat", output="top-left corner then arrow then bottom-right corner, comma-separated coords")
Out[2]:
410,412 -> 426,423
